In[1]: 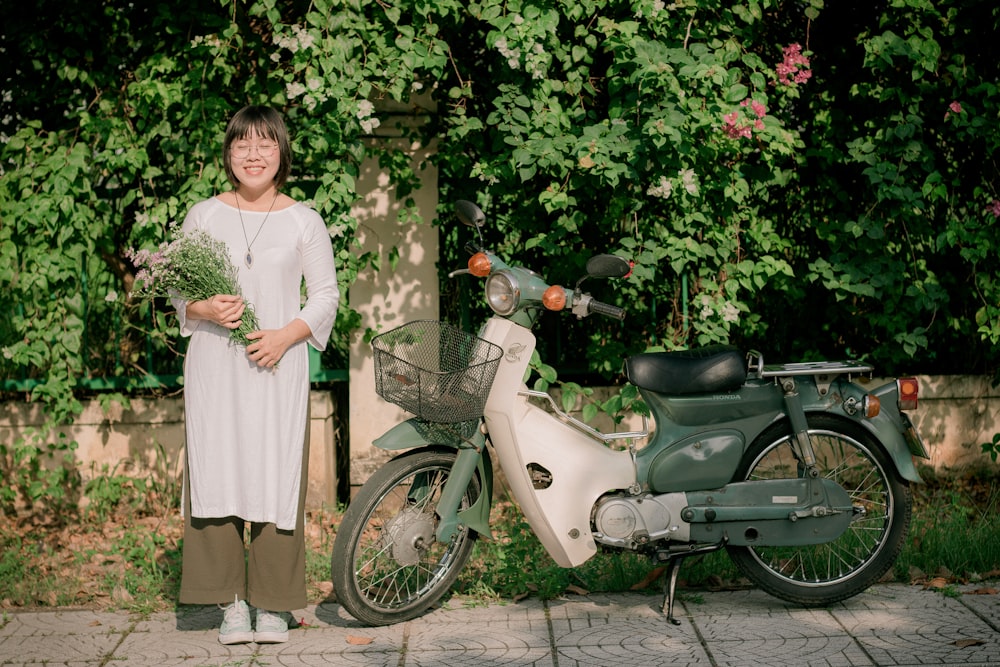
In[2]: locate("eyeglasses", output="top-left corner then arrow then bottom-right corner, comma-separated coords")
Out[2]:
230,141 -> 278,159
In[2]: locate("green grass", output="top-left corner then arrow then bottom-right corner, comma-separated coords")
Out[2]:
0,470 -> 996,612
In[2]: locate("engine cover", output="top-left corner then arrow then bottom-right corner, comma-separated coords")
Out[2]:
593,492 -> 690,548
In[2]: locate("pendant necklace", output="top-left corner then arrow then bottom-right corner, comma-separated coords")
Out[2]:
235,190 -> 278,268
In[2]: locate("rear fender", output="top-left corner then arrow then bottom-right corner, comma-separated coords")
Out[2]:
797,380 -> 924,484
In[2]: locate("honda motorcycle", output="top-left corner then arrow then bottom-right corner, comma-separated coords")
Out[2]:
332,199 -> 928,626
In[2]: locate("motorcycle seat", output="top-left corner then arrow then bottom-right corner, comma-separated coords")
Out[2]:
625,345 -> 747,395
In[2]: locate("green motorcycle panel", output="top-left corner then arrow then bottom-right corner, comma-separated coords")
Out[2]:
685,478 -> 854,546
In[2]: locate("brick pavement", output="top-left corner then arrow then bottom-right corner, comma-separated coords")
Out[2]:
1,584 -> 998,666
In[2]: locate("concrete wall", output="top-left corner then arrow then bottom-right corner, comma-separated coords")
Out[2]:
0,391 -> 340,510
346,99 -> 440,490
1,374 -> 997,514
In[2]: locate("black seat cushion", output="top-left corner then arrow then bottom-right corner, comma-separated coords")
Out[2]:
625,345 -> 746,395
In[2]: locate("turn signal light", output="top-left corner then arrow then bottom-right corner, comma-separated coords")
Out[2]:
543,286 -> 567,311
897,377 -> 919,411
468,252 -> 492,277
864,395 -> 881,418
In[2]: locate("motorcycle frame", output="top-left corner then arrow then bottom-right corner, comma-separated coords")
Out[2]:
372,315 -> 924,569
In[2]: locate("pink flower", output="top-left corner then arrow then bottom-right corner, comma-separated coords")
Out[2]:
945,100 -> 963,121
722,112 -> 752,139
725,100 -> 766,139
775,43 -> 812,86
989,200 -> 1000,218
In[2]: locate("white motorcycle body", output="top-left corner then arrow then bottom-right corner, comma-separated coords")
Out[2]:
480,316 -> 634,567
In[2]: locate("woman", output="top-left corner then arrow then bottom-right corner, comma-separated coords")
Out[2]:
172,105 -> 339,645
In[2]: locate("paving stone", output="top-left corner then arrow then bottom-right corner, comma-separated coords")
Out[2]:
0,632 -> 123,663
1,585 -> 999,666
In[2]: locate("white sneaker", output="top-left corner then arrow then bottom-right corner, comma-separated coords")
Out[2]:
218,595 -> 253,645
254,608 -> 289,644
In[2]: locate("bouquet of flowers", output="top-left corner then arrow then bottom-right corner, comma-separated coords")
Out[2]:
127,230 -> 260,347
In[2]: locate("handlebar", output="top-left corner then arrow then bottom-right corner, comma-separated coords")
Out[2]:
587,298 -> 626,321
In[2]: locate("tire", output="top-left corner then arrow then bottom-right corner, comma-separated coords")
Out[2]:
331,448 -> 481,626
726,413 -> 912,606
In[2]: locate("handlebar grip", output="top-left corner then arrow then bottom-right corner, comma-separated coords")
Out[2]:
589,299 -> 626,321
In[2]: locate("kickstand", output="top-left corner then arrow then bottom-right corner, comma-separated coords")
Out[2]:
658,540 -> 728,626
661,556 -> 684,625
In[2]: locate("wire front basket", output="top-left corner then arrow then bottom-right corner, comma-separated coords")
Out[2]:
372,320 -> 503,423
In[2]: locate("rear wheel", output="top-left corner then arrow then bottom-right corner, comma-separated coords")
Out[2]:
331,449 -> 480,626
726,414 -> 911,605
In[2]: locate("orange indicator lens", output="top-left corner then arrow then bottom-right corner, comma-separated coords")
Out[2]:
468,252 -> 492,277
543,286 -> 567,311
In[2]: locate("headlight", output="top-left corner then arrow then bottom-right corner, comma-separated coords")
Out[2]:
486,271 -> 519,316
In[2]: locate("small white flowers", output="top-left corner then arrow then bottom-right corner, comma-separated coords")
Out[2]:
647,176 -> 673,199
356,100 -> 381,134
104,291 -> 118,303
698,295 -> 740,324
679,168 -> 699,196
646,169 -> 699,199
273,24 -> 316,55
495,37 -> 522,70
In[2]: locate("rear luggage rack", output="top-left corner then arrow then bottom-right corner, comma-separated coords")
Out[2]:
747,351 -> 873,396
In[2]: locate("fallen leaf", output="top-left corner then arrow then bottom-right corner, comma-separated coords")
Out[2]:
966,587 -> 999,595
923,576 -> 949,590
346,635 -> 374,645
631,566 -> 666,590
952,638 -> 985,648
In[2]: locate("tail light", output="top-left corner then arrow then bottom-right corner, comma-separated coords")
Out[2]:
897,377 -> 918,411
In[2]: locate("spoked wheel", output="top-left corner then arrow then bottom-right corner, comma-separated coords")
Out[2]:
331,449 -> 480,626
726,414 -> 912,605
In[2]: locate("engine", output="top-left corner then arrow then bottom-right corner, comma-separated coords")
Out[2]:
592,492 -> 691,550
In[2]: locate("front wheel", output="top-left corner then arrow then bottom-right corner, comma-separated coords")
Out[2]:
331,448 -> 480,626
726,414 -> 912,606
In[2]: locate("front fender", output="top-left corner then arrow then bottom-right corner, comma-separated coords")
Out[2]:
373,418 -> 494,539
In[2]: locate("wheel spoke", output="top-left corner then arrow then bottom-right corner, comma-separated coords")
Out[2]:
746,430 -> 894,585
332,451 -> 481,625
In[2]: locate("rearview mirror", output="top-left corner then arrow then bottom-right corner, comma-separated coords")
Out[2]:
585,254 -> 632,279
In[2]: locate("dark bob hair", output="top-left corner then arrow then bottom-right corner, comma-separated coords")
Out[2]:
222,105 -> 292,189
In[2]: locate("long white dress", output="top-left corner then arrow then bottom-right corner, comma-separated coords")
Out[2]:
173,197 -> 340,531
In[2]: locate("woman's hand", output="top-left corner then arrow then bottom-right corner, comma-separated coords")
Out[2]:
187,295 -> 245,329
245,329 -> 292,369
245,319 -> 312,369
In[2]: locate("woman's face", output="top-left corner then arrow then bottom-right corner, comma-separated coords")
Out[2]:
229,129 -> 281,192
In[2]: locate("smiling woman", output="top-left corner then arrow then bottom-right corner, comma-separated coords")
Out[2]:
170,105 -> 341,646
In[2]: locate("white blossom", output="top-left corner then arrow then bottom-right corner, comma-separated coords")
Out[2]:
678,168 -> 699,196
721,302 -> 740,323
646,176 -> 673,199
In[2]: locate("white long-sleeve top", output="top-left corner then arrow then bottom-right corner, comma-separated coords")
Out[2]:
173,197 -> 340,530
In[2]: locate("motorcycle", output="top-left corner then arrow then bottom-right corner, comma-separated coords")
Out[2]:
331,199 -> 928,626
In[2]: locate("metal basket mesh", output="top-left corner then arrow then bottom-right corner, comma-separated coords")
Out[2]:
372,320 -> 503,423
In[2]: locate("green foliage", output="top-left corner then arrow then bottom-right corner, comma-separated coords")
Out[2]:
982,433 -> 1000,463
3,0 -> 1000,521
431,0 -> 1000,381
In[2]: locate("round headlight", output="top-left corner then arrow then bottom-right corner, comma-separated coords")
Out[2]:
486,271 -> 519,316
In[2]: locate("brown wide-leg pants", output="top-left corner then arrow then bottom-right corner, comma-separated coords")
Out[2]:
178,421 -> 310,612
